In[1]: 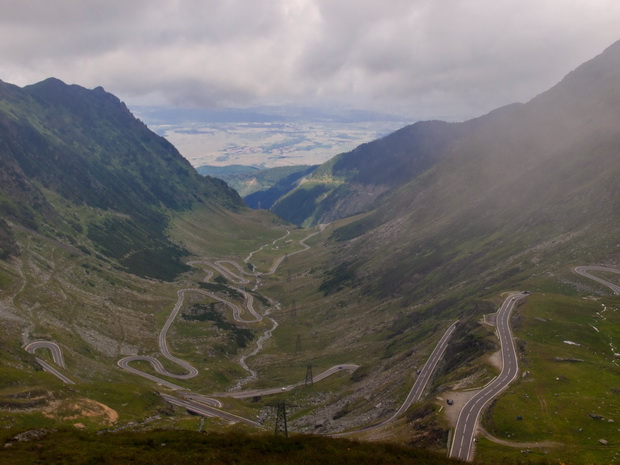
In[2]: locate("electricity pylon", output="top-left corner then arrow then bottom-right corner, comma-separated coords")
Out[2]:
274,401 -> 288,437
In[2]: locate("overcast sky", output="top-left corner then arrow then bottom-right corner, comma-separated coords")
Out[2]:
2,0 -> 620,120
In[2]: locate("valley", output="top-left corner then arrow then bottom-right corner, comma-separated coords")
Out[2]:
2,39 -> 620,465
8,213 -> 618,465
22,224 -> 463,433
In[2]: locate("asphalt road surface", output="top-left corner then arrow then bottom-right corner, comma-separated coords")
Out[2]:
390,320 -> 459,420
574,266 -> 620,294
449,293 -> 526,462
118,227 -> 324,388
215,364 -> 360,399
334,320 -> 459,436
24,341 -> 74,385
115,224 -> 360,425
160,393 -> 261,428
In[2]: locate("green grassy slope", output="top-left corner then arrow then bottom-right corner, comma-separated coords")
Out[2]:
0,77 -> 291,438
243,165 -> 318,209
309,39 -> 620,309
0,429 -> 466,465
272,40 -> 620,236
476,290 -> 620,465
271,121 -> 465,226
199,164 -> 318,201
3,40 -> 620,465
0,78 -> 243,280
233,40 -> 620,463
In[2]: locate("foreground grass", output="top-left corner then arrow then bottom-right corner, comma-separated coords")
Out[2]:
477,293 -> 620,465
0,429 -> 463,465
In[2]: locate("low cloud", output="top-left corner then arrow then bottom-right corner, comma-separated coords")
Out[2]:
2,0 -> 620,118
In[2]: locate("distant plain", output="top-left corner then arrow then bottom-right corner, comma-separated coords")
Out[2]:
133,106 -> 409,168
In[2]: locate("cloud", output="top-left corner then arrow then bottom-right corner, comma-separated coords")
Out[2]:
2,0 -> 620,118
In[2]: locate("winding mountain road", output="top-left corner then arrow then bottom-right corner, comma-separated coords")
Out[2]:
20,226 -> 460,430
160,393 -> 261,427
215,364 -> 360,399
24,341 -> 74,385
390,320 -> 459,420
116,230 -> 296,386
574,266 -> 620,294
26,224 -> 556,438
449,293 -> 526,462
112,226 -> 361,424
448,265 -> 620,461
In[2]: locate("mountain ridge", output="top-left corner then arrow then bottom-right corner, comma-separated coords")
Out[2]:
314,38 -> 620,306
1,41 -> 620,465
270,40 -> 620,229
0,77 -> 243,279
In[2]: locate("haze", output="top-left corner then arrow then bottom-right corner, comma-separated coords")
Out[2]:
2,0 -> 620,120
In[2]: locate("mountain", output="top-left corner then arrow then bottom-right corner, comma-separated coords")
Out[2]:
272,40 -> 620,231
306,42 -> 620,303
0,76 -> 289,422
269,120 -> 467,226
0,78 -> 242,280
241,41 -> 620,461
3,42 -> 620,464
197,164 -> 319,210
196,164 -> 262,181
243,165 -> 318,209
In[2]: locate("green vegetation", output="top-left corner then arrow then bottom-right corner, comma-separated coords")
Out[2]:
198,164 -> 318,205
272,183 -> 334,226
0,77 -> 243,280
87,215 -> 190,280
243,165 -> 318,208
0,429 -> 464,465
196,164 -> 261,182
198,282 -> 245,301
3,42 -> 620,465
169,204 -> 287,258
0,218 -> 16,259
319,260 -> 358,295
182,303 -> 255,348
477,293 -> 620,465
267,120 -> 464,226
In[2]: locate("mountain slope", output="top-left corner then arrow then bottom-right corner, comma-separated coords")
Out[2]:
0,78 -> 242,279
239,41 -> 620,453
242,165 -> 318,209
272,40 -> 620,231
198,164 -> 318,208
319,39 -> 620,304
270,120 -> 467,225
2,42 -> 620,463
0,77 -> 291,407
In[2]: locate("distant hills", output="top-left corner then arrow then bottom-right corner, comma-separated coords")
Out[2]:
267,40 -> 620,233
287,38 -> 620,304
2,40 -> 620,464
0,77 -> 242,280
134,104 -> 406,125
269,120 -> 466,225
198,164 -> 318,209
